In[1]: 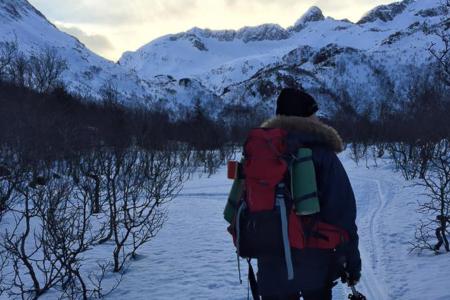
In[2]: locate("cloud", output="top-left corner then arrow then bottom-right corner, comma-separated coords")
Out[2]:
57,24 -> 114,53
313,0 -> 394,21
30,0 -> 199,26
225,0 -> 304,7
155,0 -> 199,18
224,0 -> 236,6
222,0 -> 392,21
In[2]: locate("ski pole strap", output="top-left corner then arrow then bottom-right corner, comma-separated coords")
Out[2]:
247,259 -> 260,300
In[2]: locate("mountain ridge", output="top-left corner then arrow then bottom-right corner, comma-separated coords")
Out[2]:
1,0 -> 449,117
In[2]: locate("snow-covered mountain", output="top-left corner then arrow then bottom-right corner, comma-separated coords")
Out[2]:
118,0 -> 449,113
0,0 -> 221,114
0,0 -> 142,98
1,0 -> 449,115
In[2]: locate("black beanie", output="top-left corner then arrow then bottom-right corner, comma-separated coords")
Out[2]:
276,88 -> 318,117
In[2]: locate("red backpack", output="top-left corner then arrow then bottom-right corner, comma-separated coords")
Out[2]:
228,128 -> 349,284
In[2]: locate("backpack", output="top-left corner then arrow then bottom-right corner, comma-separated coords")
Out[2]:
225,128 -> 349,284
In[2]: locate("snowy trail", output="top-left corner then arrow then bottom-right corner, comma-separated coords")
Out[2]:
350,176 -> 390,300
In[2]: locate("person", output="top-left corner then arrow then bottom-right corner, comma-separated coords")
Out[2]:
434,215 -> 449,252
256,88 -> 362,300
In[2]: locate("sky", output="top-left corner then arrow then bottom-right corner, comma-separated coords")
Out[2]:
28,0 -> 394,61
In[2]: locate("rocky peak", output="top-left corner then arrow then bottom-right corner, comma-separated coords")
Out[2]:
357,0 -> 414,24
236,24 -> 290,43
184,27 -> 236,42
291,6 -> 325,31
179,24 -> 290,43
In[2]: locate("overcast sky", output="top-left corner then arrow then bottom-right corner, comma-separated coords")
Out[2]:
28,0 -> 394,61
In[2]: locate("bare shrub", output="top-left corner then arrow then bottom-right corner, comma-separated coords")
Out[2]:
0,160 -> 119,299
0,167 -> 63,299
28,47 -> 67,93
9,52 -> 30,88
0,148 -> 20,218
411,140 -> 450,253
95,147 -> 188,272
0,40 -> 18,81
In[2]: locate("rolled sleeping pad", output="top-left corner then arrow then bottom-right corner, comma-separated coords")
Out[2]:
291,148 -> 320,215
224,160 -> 245,224
224,178 -> 245,224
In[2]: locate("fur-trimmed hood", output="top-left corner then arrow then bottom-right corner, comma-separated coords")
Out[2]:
261,116 -> 344,153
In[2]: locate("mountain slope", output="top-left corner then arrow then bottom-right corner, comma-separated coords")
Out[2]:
118,0 -> 449,113
0,0 -> 140,98
0,0 -> 221,114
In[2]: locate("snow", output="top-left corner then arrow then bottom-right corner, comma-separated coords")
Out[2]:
42,151 -> 445,300
119,0 -> 445,82
0,151 -> 448,299
1,150 -> 448,299
293,6 -> 325,28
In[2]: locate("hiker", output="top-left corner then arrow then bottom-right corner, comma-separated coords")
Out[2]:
225,88 -> 361,300
434,215 -> 449,252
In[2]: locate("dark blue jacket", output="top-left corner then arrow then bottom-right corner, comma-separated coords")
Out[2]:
256,116 -> 361,297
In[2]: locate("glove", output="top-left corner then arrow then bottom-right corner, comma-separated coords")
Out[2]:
342,269 -> 361,286
341,257 -> 361,286
334,242 -> 361,286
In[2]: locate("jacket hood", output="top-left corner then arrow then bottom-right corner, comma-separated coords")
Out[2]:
261,115 -> 344,153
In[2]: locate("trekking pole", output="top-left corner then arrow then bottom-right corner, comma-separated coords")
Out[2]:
348,285 -> 367,300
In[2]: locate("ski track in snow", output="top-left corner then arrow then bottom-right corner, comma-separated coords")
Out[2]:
350,176 -> 391,300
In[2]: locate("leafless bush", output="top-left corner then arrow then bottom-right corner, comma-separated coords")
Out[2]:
0,168 -> 63,299
0,40 -> 18,81
366,143 -> 386,167
411,140 -> 450,253
192,148 -> 236,177
39,174 -> 101,299
410,219 -> 436,252
95,147 -> 188,272
9,52 -> 30,88
87,261 -> 122,299
0,159 -> 121,299
0,148 -> 20,218
28,47 -> 67,93
349,143 -> 368,166
70,152 -> 106,215
386,142 -> 434,180
1,42 -> 67,93
100,80 -> 120,105
0,248 -> 8,297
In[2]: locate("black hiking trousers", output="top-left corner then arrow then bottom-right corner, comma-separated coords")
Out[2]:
261,286 -> 332,300
435,227 -> 450,251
